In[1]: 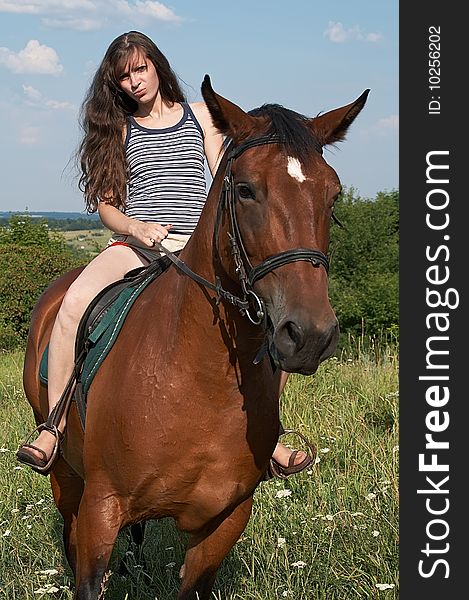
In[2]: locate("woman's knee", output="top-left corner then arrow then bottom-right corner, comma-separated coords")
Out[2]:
56,283 -> 94,327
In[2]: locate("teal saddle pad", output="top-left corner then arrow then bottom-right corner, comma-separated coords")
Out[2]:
39,255 -> 173,426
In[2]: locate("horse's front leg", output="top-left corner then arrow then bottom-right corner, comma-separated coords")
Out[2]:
178,496 -> 253,600
74,484 -> 122,600
49,457 -> 85,579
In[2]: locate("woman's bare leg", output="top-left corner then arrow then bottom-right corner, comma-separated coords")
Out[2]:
22,245 -> 149,462
272,371 -> 308,467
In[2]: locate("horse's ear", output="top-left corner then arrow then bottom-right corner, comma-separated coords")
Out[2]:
309,89 -> 370,147
201,75 -> 259,142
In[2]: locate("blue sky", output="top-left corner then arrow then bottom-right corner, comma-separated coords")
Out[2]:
0,1 -> 398,213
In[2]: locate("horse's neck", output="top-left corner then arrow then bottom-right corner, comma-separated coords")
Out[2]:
164,168 -> 263,362
178,161 -> 224,281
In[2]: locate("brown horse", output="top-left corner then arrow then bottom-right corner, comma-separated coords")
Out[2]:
22,77 -> 368,599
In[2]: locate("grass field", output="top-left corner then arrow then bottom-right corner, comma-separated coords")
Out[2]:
61,229 -> 111,256
0,346 -> 398,599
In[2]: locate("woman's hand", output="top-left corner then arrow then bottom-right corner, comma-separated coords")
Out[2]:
127,220 -> 173,247
98,203 -> 172,247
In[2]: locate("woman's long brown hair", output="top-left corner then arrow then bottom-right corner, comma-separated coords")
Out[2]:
77,31 -> 186,213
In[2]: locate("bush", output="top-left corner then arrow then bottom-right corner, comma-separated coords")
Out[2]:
0,217 -> 87,349
328,189 -> 399,339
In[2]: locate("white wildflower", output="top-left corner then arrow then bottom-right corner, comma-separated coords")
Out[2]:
276,489 -> 292,499
372,530 -> 380,537
3,529 -> 11,537
365,492 -> 377,501
376,583 -> 395,591
320,448 -> 330,453
291,560 -> 307,568
314,455 -> 321,464
277,537 -> 286,548
39,569 -> 59,576
34,585 -> 60,594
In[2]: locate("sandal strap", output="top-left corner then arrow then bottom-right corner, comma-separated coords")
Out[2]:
278,429 -> 317,461
19,443 -> 48,464
38,422 -> 64,442
287,449 -> 300,469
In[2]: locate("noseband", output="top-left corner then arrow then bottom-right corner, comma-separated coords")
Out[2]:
155,135 -> 329,326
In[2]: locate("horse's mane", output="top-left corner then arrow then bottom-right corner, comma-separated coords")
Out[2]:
248,104 -> 322,162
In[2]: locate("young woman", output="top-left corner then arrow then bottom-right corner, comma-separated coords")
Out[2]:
16,31 -> 313,478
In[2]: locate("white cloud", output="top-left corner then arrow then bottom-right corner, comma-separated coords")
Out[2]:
0,1 -> 96,13
42,17 -> 102,31
0,1 -> 182,30
22,84 -> 42,102
324,21 -> 383,44
19,124 -> 41,145
22,83 -> 75,110
131,0 -> 182,22
376,114 -> 399,132
0,40 -> 63,75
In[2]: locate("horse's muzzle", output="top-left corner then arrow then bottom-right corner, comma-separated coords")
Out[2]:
269,316 -> 339,375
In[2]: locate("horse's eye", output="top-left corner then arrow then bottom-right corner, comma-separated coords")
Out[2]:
236,184 -> 255,200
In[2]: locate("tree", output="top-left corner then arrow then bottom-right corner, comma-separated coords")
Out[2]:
0,217 -> 87,349
328,189 -> 399,339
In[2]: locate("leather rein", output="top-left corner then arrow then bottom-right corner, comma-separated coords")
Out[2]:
155,135 -> 329,326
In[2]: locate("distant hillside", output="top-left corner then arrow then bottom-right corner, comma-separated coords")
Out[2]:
0,211 -> 101,231
0,211 -> 99,220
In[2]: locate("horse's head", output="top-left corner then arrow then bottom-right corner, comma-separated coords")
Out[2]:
202,76 -> 369,375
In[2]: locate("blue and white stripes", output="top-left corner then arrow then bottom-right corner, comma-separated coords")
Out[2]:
124,103 -> 207,235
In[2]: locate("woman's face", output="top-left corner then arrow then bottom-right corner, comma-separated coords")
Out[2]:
118,51 -> 160,105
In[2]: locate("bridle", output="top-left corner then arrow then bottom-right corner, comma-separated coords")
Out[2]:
155,134 -> 329,326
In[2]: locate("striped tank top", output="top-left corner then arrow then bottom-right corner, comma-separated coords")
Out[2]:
124,103 -> 207,235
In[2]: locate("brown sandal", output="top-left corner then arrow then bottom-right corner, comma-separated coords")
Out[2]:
16,423 -> 63,476
264,429 -> 317,481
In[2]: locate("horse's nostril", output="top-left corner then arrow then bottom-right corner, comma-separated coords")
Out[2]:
273,316 -> 338,365
273,320 -> 306,358
284,321 -> 304,347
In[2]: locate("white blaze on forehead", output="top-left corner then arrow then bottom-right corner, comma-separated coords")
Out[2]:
287,156 -> 306,183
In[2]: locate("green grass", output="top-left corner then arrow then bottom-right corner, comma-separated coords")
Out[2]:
0,347 -> 398,599
61,228 -> 111,257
